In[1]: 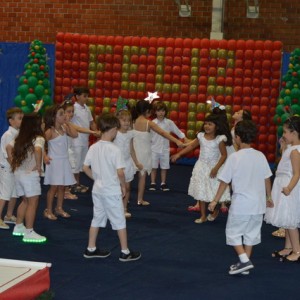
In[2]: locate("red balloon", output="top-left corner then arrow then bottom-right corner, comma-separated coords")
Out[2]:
252,97 -> 260,105
165,47 -> 174,56
260,97 -> 269,106
260,105 -> 269,116
183,38 -> 193,48
236,40 -> 246,50
201,38 -> 210,48
219,39 -> 228,49
225,96 -> 233,105
243,87 -> 252,96
210,39 -> 219,49
273,41 -> 283,51
236,50 -> 244,59
200,49 -> 209,58
245,49 -> 254,59
227,39 -> 236,50
179,102 -> 188,112
234,87 -> 243,97
255,40 -> 264,50
183,48 -> 191,57
264,40 -> 273,51
246,40 -> 255,50
166,38 -> 175,47
149,37 -> 157,47
157,37 -> 166,47
132,37 -> 140,46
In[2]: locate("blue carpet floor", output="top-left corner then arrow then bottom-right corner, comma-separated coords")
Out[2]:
1,164 -> 299,300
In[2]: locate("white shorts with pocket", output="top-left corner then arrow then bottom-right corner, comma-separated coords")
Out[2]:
0,166 -> 17,200
226,213 -> 263,246
73,145 -> 89,173
91,193 -> 126,230
151,151 -> 170,169
14,170 -> 41,198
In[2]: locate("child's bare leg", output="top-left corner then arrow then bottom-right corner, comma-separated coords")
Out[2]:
275,230 -> 292,256
244,245 -> 253,258
117,228 -> 128,250
200,201 -> 207,220
233,244 -> 252,261
137,172 -> 149,205
0,199 -> 6,220
286,229 -> 300,260
87,226 -> 99,248
124,182 -> 131,217
25,196 -> 39,229
161,169 -> 167,184
6,197 -> 16,218
16,197 -> 27,225
46,185 -> 57,214
56,185 -> 66,210
150,169 -> 157,184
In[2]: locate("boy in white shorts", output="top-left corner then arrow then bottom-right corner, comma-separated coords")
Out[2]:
209,120 -> 273,275
0,107 -> 23,229
149,102 -> 189,191
71,86 -> 97,193
82,113 -> 141,262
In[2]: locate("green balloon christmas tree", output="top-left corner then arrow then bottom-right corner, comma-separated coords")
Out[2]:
14,40 -> 53,114
274,48 -> 300,136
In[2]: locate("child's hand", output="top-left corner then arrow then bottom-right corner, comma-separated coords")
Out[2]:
176,140 -> 184,148
282,186 -> 290,196
210,167 -> 218,178
92,131 -> 101,138
266,199 -> 274,208
136,162 -> 143,171
183,137 -> 192,144
44,155 -> 52,165
170,154 -> 180,163
208,200 -> 217,212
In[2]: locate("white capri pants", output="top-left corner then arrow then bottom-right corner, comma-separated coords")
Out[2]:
73,145 -> 88,173
0,166 -> 17,200
226,214 -> 263,246
91,193 -> 126,230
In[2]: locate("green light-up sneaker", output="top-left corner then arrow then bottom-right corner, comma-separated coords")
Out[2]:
12,224 -> 26,236
22,230 -> 47,243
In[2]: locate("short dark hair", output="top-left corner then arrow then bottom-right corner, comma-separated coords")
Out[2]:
235,120 -> 257,144
6,107 -> 23,122
97,113 -> 120,132
73,86 -> 89,96
154,102 -> 168,114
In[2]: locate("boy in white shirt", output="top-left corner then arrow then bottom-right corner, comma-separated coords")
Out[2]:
71,87 -> 97,193
0,107 -> 23,229
83,113 -> 141,262
209,120 -> 273,275
149,102 -> 189,191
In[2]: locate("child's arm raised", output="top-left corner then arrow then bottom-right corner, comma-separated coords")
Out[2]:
282,149 -> 300,195
210,141 -> 227,178
170,138 -> 199,162
149,120 -> 184,148
62,122 -> 78,138
69,122 -> 101,137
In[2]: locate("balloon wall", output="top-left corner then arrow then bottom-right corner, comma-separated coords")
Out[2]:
14,40 -> 53,114
55,33 -> 283,162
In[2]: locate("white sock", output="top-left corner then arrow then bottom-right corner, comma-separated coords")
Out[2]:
161,182 -> 165,185
16,223 -> 24,228
239,253 -> 249,263
121,249 -> 130,255
88,247 -> 96,252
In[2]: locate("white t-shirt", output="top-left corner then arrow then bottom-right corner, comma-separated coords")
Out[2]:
0,126 -> 19,168
71,102 -> 93,147
84,140 -> 125,195
151,118 -> 185,154
218,148 -> 272,215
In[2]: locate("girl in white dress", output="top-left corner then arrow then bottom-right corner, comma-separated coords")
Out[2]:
43,105 -> 78,220
265,116 -> 300,262
171,114 -> 230,224
131,99 -> 184,206
114,110 -> 143,218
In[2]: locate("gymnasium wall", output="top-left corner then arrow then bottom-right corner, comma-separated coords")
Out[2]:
0,0 -> 299,52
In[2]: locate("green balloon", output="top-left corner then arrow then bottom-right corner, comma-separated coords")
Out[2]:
277,125 -> 283,137
14,95 -> 23,106
42,78 -> 50,88
283,96 -> 291,106
291,104 -> 300,115
24,69 -> 32,78
18,84 -> 29,97
286,81 -> 293,89
31,64 -> 40,72
19,76 -> 26,85
273,114 -> 281,125
35,85 -> 45,98
21,106 -> 33,114
27,76 -> 38,88
275,104 -> 285,116
37,71 -> 45,80
291,88 -> 300,99
281,113 -> 290,124
42,95 -> 52,106
25,93 -> 37,105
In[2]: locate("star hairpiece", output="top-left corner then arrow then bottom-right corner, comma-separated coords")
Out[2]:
206,97 -> 225,110
116,96 -> 128,112
32,100 -> 44,112
144,91 -> 160,103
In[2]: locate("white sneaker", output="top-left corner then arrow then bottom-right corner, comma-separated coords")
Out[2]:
0,219 -> 9,230
4,215 -> 17,224
23,230 -> 47,243
13,224 -> 26,236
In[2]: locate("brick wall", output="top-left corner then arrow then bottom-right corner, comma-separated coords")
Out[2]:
1,0 -> 299,52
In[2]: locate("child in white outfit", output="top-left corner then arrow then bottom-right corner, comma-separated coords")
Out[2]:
83,113 -> 141,262
209,120 -> 273,275
149,102 -> 189,192
265,116 -> 300,262
0,107 -> 23,229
